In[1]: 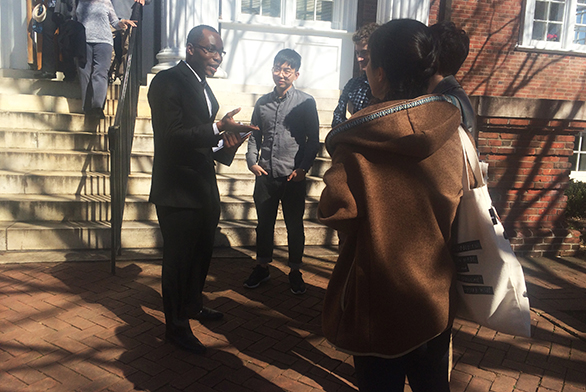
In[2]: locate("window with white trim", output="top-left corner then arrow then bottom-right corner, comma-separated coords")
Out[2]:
241,0 -> 281,17
296,0 -> 333,22
570,132 -> 586,173
522,0 -> 586,53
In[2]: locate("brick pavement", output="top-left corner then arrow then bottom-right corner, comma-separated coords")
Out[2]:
1,247 -> 586,392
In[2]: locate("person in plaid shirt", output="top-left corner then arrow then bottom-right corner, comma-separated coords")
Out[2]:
331,23 -> 379,127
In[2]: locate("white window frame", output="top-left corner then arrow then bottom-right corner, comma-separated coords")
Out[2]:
520,0 -> 586,53
230,0 -> 350,30
570,131 -> 586,182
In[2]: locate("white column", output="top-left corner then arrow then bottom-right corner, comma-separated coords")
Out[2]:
376,0 -> 431,25
153,0 -> 221,72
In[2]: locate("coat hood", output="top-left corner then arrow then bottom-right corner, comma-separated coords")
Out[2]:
326,95 -> 462,159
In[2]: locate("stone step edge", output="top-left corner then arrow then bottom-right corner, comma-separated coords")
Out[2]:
0,245 -> 340,264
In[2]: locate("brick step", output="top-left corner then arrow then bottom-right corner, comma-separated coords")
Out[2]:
0,219 -> 337,251
0,194 -> 322,222
0,111 -> 112,132
130,152 -> 332,176
0,77 -> 81,98
126,172 -> 326,197
0,128 -> 108,150
0,170 -> 325,197
0,149 -> 110,172
0,170 -> 110,195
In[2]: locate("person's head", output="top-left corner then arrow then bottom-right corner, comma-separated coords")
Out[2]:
272,49 -> 301,94
185,25 -> 224,78
366,19 -> 438,102
429,21 -> 470,76
352,22 -> 379,72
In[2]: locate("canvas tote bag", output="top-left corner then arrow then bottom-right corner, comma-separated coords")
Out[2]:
452,127 -> 531,337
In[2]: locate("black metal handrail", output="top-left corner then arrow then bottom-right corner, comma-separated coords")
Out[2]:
109,4 -> 144,274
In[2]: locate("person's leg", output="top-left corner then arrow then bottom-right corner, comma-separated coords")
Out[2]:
78,43 -> 94,111
186,201 -> 220,315
39,8 -> 58,77
156,206 -> 201,337
281,178 -> 306,268
253,175 -> 281,265
353,355 -> 408,392
244,175 -> 280,288
88,43 -> 113,110
405,329 -> 451,392
281,178 -> 307,293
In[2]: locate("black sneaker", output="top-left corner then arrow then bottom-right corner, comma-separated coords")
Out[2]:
289,270 -> 306,295
244,265 -> 270,288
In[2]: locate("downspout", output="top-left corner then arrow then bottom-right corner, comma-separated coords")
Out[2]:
437,0 -> 453,22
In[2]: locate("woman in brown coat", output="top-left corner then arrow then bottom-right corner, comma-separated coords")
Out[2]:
319,19 -> 467,391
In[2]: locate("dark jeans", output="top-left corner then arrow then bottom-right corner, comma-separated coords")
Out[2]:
253,175 -> 306,268
156,205 -> 218,336
353,329 -> 451,392
78,42 -> 112,111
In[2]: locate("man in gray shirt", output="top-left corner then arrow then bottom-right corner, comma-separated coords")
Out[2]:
244,49 -> 320,295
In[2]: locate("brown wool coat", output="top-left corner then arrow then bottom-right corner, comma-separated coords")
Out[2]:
318,95 -> 467,357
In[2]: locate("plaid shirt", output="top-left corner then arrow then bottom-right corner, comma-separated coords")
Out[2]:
331,74 -> 371,127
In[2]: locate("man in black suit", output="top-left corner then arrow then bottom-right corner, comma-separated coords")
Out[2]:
148,25 -> 257,354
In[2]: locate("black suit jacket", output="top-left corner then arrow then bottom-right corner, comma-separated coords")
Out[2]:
148,61 -> 235,210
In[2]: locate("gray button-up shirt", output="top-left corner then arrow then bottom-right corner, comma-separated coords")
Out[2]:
246,86 -> 320,178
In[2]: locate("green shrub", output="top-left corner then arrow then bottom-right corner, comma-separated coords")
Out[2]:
565,179 -> 586,219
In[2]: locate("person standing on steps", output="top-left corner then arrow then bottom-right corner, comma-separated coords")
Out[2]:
244,49 -> 320,295
148,24 -> 257,355
75,0 -> 136,118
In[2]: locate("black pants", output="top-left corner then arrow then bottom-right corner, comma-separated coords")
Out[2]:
353,329 -> 451,392
253,175 -> 306,268
156,205 -> 218,336
40,8 -> 58,74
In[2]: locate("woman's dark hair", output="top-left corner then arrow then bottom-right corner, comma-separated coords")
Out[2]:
368,19 -> 438,101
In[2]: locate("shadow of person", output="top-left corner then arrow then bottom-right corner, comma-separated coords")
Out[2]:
49,260 -> 284,391
199,252 -> 358,391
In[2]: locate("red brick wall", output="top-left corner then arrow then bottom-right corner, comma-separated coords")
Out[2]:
475,113 -> 583,256
429,0 -> 586,101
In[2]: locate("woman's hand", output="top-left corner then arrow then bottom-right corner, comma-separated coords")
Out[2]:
118,19 -> 137,30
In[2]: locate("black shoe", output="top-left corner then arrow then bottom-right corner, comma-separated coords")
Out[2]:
244,265 -> 270,288
63,75 -> 76,82
193,307 -> 224,321
36,71 -> 57,79
165,332 -> 207,355
86,108 -> 105,119
289,270 -> 306,295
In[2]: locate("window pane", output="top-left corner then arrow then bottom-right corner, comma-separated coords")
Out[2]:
242,0 -> 260,15
535,1 -> 547,20
579,154 -> 586,171
549,2 -> 565,22
547,23 -> 561,41
297,0 -> 314,20
533,21 -> 547,40
316,0 -> 333,21
262,0 -> 280,17
581,134 -> 586,151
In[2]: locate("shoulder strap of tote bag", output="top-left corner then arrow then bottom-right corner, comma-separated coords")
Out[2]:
458,126 -> 485,191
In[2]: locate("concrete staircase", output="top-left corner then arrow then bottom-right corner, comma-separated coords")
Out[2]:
0,69 -> 338,255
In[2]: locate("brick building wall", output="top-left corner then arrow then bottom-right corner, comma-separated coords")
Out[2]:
473,97 -> 583,256
427,1 -> 586,256
429,0 -> 586,101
